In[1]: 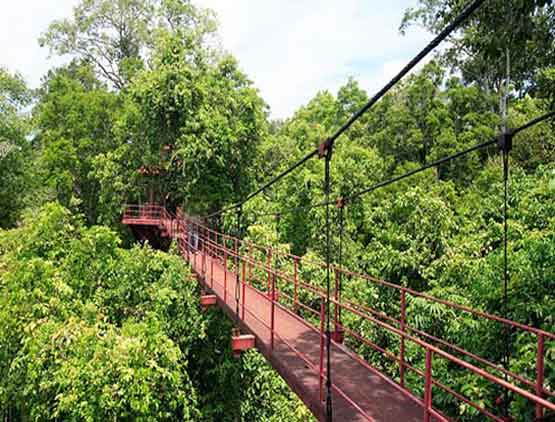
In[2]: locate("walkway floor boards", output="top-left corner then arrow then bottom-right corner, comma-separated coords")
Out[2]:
190,251 -> 435,422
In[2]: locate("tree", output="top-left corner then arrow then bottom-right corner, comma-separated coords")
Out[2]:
119,33 -> 268,213
35,61 -> 121,225
401,0 -> 555,99
0,68 -> 32,228
0,203 -> 314,421
39,0 -> 217,89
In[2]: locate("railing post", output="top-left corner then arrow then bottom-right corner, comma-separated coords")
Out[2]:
424,348 -> 433,422
210,240 -> 214,289
241,257 -> 246,321
194,223 -> 199,270
334,267 -> 339,333
224,236 -> 228,303
319,297 -> 325,403
185,219 -> 190,263
271,273 -> 276,352
234,238 -> 238,273
400,290 -> 406,388
293,257 -> 299,313
267,247 -> 273,294
247,243 -> 253,285
536,333 -> 545,419
202,227 -> 206,280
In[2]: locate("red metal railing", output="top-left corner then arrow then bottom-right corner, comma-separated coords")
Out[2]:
123,204 -> 555,421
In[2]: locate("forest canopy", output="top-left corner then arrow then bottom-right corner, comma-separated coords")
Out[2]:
1,0 -> 555,420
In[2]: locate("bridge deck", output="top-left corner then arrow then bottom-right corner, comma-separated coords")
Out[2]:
190,252 -> 430,422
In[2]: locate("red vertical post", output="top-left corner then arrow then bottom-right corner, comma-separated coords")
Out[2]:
247,243 -> 253,285
266,247 -> 273,294
334,267 -> 339,333
400,290 -> 406,388
210,242 -> 214,289
293,257 -> 299,313
536,333 -> 545,419
224,236 -> 228,304
241,259 -> 246,321
192,222 -> 196,269
234,238 -> 238,273
270,274 -> 276,352
185,218 -> 190,263
319,298 -> 325,403
424,348 -> 433,422
201,227 -> 206,280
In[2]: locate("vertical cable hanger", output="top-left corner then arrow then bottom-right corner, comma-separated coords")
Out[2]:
235,206 -> 243,320
498,129 -> 513,416
336,198 -> 346,339
320,139 -> 334,422
500,9 -> 512,413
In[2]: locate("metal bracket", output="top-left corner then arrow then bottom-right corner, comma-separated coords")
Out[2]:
497,130 -> 514,153
318,138 -> 333,159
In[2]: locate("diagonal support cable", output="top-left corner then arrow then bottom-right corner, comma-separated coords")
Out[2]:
200,0 -> 486,219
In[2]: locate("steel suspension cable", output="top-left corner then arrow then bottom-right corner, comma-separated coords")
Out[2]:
501,134 -> 511,416
200,0 -> 485,220
235,206 -> 243,319
324,0 -> 486,151
324,148 -> 333,422
320,109 -> 555,207
240,110 -> 555,222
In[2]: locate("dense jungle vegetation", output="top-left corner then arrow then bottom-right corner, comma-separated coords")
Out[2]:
1,0 -> 555,420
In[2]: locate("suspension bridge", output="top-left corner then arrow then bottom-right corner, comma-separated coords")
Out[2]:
123,203 -> 555,421
123,0 -> 555,420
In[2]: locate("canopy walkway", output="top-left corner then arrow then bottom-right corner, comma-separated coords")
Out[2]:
123,203 -> 555,422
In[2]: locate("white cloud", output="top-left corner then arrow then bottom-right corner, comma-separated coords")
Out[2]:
197,0 -> 431,119
0,0 -> 77,87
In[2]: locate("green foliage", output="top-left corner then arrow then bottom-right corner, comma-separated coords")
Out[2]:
118,34 -> 268,213
401,0 -> 555,97
2,0 -> 554,419
39,0 -> 217,89
0,68 -> 32,228
0,203 -> 313,421
35,62 -> 122,225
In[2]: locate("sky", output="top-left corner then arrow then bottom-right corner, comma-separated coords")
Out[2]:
0,0 -> 430,119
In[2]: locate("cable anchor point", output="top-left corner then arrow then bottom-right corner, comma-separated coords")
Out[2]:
497,130 -> 514,154
318,138 -> 333,159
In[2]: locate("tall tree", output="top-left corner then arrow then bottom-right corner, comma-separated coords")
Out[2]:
34,61 -> 121,224
119,33 -> 268,213
0,68 -> 32,228
39,0 -> 217,89
401,1 -> 555,103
